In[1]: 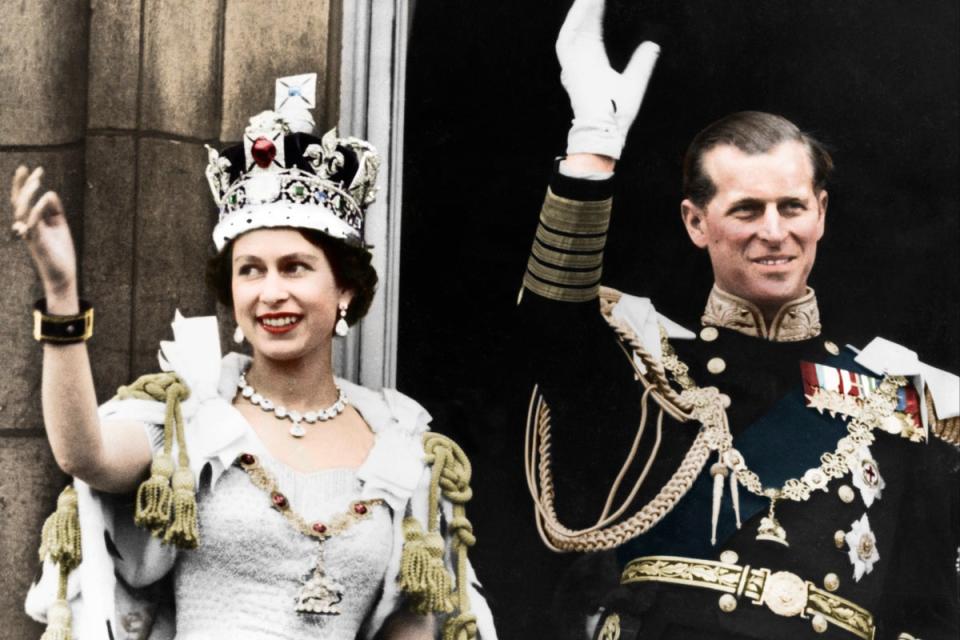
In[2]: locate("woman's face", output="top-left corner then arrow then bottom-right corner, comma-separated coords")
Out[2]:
231,228 -> 348,362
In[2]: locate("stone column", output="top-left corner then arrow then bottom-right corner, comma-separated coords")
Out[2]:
0,1 -> 338,636
0,2 -> 90,636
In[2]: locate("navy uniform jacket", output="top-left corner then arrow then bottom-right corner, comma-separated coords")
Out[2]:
519,169 -> 960,640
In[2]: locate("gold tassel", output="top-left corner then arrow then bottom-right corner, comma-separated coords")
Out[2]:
119,372 -> 195,547
730,472 -> 741,529
398,517 -> 454,614
40,562 -> 74,640
443,612 -> 478,640
134,453 -> 174,534
162,467 -> 199,549
38,487 -> 81,640
709,461 -> 727,546
39,486 -> 82,569
40,598 -> 72,640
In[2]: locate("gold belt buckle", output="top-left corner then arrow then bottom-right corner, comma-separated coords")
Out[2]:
619,557 -> 875,640
757,570 -> 808,617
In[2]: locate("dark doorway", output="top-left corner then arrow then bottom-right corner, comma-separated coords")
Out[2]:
399,2 -> 958,637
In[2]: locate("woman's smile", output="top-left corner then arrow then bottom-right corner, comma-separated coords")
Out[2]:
258,312 -> 304,334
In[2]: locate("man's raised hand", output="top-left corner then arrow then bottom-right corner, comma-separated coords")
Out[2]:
557,0 -> 660,160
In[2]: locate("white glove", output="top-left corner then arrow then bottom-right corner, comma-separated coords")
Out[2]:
557,0 -> 660,159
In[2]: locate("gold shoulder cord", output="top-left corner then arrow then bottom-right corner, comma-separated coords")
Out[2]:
118,372 -> 199,549
33,372 -> 196,640
524,287 -> 729,552
399,433 -> 479,640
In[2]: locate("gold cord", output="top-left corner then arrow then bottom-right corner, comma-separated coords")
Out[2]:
524,288 -> 719,552
421,433 -> 479,640
37,485 -> 82,640
525,286 -> 907,552
116,372 -> 198,548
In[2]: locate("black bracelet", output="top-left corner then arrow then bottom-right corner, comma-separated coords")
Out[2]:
33,299 -> 94,344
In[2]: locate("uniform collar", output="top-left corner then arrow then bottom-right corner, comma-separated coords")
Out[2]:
701,285 -> 822,342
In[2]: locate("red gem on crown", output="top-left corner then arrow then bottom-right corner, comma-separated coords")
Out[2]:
312,522 -> 327,534
353,503 -> 368,515
251,137 -> 277,168
239,453 -> 256,466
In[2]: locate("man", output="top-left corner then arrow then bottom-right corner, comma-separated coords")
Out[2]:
520,1 -> 960,638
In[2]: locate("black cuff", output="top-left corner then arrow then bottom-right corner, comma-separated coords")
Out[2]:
550,158 -> 615,201
33,299 -> 94,343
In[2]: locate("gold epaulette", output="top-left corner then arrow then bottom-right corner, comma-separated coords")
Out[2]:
925,386 -> 960,446
114,372 -> 199,549
522,187 -> 611,303
398,433 -> 478,640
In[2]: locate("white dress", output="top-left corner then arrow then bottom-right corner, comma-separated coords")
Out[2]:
173,456 -> 393,639
25,313 -> 497,640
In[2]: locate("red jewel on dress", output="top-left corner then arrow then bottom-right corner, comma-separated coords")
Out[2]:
353,503 -> 368,515
312,522 -> 327,534
239,453 -> 255,466
272,492 -> 288,509
251,137 -> 277,168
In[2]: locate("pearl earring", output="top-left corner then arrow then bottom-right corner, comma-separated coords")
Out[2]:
335,302 -> 349,337
233,325 -> 244,344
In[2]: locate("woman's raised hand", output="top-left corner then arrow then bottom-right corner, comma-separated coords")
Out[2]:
10,166 -> 78,303
557,0 -> 660,160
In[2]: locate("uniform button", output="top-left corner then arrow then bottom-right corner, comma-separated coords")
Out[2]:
834,530 -> 846,549
718,594 -> 737,612
823,573 -> 839,591
811,614 -> 829,633
707,357 -> 726,374
824,340 -> 840,355
838,485 -> 855,503
719,550 -> 739,564
700,326 -> 719,342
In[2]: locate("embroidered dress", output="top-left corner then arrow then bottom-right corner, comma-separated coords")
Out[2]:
174,459 -> 392,639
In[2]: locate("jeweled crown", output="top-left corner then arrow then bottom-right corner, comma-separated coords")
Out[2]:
206,73 -> 380,250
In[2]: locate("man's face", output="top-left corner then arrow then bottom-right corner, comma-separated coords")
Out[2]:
681,140 -> 827,315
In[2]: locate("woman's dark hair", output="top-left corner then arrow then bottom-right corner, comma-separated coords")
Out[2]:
205,229 -> 378,326
682,111 -> 834,208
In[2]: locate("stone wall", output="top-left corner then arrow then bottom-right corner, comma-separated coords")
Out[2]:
0,1 -> 340,635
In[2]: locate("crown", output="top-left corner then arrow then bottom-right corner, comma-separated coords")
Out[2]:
206,73 -> 380,250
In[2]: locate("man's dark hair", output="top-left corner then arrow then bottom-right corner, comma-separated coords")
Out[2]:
682,111 -> 834,207
206,229 -> 378,326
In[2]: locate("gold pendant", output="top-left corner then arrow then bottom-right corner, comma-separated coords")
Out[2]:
296,550 -> 344,615
755,496 -> 789,547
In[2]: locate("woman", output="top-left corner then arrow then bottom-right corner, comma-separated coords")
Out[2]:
12,76 -> 495,640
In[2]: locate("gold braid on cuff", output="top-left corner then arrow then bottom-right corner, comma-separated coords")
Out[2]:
522,188 -> 611,303
621,556 -> 875,640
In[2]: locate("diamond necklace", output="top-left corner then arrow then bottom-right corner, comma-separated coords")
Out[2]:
237,371 -> 348,438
